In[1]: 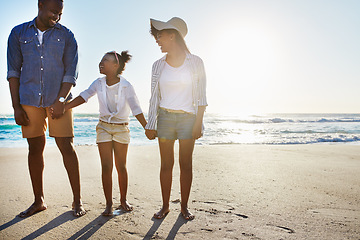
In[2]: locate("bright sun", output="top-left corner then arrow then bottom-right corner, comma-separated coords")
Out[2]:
207,25 -> 279,115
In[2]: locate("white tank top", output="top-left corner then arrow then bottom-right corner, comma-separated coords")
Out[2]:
37,28 -> 45,45
159,61 -> 195,114
103,82 -> 123,123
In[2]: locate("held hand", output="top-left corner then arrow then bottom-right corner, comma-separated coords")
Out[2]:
14,107 -> 30,126
50,101 -> 65,119
145,129 -> 157,140
63,102 -> 70,112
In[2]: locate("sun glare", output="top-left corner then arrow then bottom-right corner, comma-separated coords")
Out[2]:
228,26 -> 276,93
208,25 -> 278,115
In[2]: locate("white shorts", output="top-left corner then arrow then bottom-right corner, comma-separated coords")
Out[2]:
96,121 -> 130,144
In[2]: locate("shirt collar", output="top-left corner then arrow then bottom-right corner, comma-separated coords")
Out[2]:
29,17 -> 61,30
160,53 -> 192,62
29,18 -> 37,28
100,76 -> 128,88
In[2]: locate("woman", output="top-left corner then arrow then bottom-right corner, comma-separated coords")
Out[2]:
145,17 -> 207,220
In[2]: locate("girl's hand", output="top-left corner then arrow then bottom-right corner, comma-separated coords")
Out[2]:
64,102 -> 70,112
50,101 -> 65,119
145,129 -> 157,140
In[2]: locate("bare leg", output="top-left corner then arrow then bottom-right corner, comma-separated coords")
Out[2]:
55,137 -> 85,217
113,141 -> 132,211
19,136 -> 47,218
98,142 -> 114,216
153,139 -> 175,219
179,139 -> 195,220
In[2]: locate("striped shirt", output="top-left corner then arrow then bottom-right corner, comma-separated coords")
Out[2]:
145,53 -> 207,130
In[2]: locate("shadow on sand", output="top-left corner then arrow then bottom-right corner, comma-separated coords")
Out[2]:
20,210 -> 121,240
165,214 -> 187,240
0,216 -> 25,231
143,216 -> 166,240
21,211 -> 76,240
67,214 -> 114,240
67,208 -> 130,239
143,213 -> 187,240
2,209 -> 188,239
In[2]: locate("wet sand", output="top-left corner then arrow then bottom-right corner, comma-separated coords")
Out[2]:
0,144 -> 359,239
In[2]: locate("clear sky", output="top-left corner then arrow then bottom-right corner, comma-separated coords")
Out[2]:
1,0 -> 359,115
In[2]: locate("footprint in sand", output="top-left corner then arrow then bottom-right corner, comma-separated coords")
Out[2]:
234,213 -> 248,219
267,224 -> 295,234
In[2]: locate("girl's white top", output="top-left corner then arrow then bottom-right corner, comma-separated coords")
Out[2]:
106,82 -> 120,114
80,76 -> 142,124
159,61 -> 195,114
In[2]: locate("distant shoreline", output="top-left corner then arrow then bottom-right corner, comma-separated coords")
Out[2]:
1,113 -> 360,147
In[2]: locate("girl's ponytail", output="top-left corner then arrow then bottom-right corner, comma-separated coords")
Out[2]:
120,51 -> 132,64
107,50 -> 132,75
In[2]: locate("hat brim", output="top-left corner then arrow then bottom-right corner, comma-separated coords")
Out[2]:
150,19 -> 169,31
150,18 -> 185,38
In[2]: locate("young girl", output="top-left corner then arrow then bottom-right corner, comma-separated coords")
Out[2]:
145,17 -> 207,220
65,51 -> 147,216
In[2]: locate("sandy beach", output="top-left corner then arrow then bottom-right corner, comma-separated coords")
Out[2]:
0,144 -> 359,239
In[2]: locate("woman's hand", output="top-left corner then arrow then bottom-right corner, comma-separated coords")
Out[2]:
192,106 -> 206,139
192,122 -> 202,139
145,129 -> 157,140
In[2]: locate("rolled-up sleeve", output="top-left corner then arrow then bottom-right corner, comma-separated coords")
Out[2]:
126,85 -> 143,116
7,28 -> 22,80
79,79 -> 98,102
197,58 -> 208,107
145,62 -> 162,130
62,30 -> 78,86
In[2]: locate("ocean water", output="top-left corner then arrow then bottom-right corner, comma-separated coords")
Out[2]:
1,113 -> 360,148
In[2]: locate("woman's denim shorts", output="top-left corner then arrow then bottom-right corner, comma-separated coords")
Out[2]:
157,108 -> 196,140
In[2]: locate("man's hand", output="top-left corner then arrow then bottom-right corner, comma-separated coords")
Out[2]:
8,78 -> 29,126
50,101 -> 65,119
145,129 -> 157,140
14,106 -> 30,126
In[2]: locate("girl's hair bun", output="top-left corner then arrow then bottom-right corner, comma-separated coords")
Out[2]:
106,50 -> 132,75
120,51 -> 132,63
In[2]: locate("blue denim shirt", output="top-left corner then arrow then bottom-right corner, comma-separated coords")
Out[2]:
7,18 -> 78,107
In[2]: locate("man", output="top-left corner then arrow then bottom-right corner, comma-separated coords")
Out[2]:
7,0 -> 86,217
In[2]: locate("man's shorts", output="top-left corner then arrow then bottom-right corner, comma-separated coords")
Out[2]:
157,107 -> 196,140
96,121 -> 130,144
21,105 -> 74,138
